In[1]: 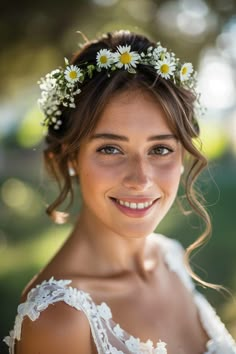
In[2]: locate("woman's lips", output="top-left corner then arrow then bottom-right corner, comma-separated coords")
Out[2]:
110,197 -> 159,218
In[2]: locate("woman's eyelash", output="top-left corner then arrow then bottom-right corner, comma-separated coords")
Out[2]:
96,145 -> 174,156
97,145 -> 121,154
150,145 -> 174,155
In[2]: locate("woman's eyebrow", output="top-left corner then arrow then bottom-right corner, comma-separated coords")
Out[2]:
90,133 -> 178,141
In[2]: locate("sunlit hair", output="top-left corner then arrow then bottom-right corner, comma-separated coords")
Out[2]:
43,30 -> 227,293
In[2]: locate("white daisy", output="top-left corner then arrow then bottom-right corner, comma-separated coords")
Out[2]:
96,49 -> 113,68
155,58 -> 176,79
113,45 -> 140,70
64,65 -> 82,84
180,62 -> 193,82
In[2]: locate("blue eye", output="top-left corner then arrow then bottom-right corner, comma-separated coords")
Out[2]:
97,146 -> 121,155
151,146 -> 173,155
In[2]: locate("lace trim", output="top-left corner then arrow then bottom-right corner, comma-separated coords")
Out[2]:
3,276 -> 167,354
194,292 -> 236,354
158,236 -> 236,353
3,234 -> 236,354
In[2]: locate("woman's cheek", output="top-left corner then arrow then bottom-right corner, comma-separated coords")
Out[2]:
156,162 -> 182,190
82,158 -> 121,184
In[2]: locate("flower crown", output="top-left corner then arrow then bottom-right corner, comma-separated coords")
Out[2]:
38,42 -> 199,130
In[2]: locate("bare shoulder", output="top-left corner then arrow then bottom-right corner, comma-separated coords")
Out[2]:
15,299 -> 93,354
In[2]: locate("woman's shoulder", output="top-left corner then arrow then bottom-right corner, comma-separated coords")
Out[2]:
14,276 -> 94,354
20,270 -> 71,302
15,291 -> 92,354
18,275 -> 95,326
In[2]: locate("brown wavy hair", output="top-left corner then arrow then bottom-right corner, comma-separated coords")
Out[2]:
43,30 -> 226,292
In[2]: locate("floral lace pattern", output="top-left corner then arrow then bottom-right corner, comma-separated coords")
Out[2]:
3,234 -> 236,354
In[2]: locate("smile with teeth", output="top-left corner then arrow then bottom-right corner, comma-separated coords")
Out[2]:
115,199 -> 154,210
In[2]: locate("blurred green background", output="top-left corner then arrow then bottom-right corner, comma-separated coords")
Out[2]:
1,0 -> 236,351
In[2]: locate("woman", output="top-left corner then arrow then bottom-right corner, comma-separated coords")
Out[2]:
4,30 -> 236,354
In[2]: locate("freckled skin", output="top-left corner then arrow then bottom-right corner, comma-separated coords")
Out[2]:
19,89 -> 209,354
76,89 -> 183,239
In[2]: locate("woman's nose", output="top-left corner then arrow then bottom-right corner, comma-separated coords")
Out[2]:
122,155 -> 152,191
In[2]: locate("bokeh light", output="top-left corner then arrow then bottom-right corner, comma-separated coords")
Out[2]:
1,0 -> 236,347
16,106 -> 44,148
1,178 -> 43,217
199,120 -> 229,159
92,0 -> 118,6
198,50 -> 236,110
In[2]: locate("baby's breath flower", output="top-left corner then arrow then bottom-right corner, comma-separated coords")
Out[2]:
39,76 -> 57,92
152,44 -> 166,60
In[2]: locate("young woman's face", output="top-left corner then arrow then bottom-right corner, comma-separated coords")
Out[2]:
76,89 -> 183,238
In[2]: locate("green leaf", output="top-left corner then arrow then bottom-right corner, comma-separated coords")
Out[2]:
64,57 -> 69,66
87,64 -> 95,78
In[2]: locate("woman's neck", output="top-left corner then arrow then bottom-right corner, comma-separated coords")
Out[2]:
64,210 -> 159,281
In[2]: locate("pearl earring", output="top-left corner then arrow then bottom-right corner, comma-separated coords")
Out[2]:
68,166 -> 76,176
180,165 -> 185,175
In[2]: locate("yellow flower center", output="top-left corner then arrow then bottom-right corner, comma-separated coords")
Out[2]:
161,64 -> 169,74
182,67 -> 187,75
69,71 -> 78,80
120,52 -> 132,65
100,55 -> 108,64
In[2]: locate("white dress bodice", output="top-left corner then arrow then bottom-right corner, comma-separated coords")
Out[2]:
3,234 -> 236,354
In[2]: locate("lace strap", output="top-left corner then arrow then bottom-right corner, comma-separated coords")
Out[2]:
4,277 -> 115,354
194,292 -> 236,353
12,278 -> 90,340
157,235 -> 195,292
158,235 -> 236,353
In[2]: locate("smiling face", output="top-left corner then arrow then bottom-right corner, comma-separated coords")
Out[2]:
76,89 -> 183,238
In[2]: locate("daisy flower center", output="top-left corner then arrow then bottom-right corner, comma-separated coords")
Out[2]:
100,55 -> 108,64
160,64 -> 170,74
182,67 -> 187,75
120,52 -> 132,64
69,71 -> 78,79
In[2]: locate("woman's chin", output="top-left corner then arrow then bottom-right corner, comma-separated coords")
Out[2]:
113,222 -> 159,239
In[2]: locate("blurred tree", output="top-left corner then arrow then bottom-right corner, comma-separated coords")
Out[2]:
0,0 -> 236,96
0,1 -> 236,352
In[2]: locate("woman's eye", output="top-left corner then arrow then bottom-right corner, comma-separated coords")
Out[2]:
151,146 -> 173,156
97,146 -> 121,155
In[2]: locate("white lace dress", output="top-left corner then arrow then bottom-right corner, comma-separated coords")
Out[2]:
3,234 -> 236,354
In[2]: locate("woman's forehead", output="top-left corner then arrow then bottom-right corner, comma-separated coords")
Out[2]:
94,89 -> 170,132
